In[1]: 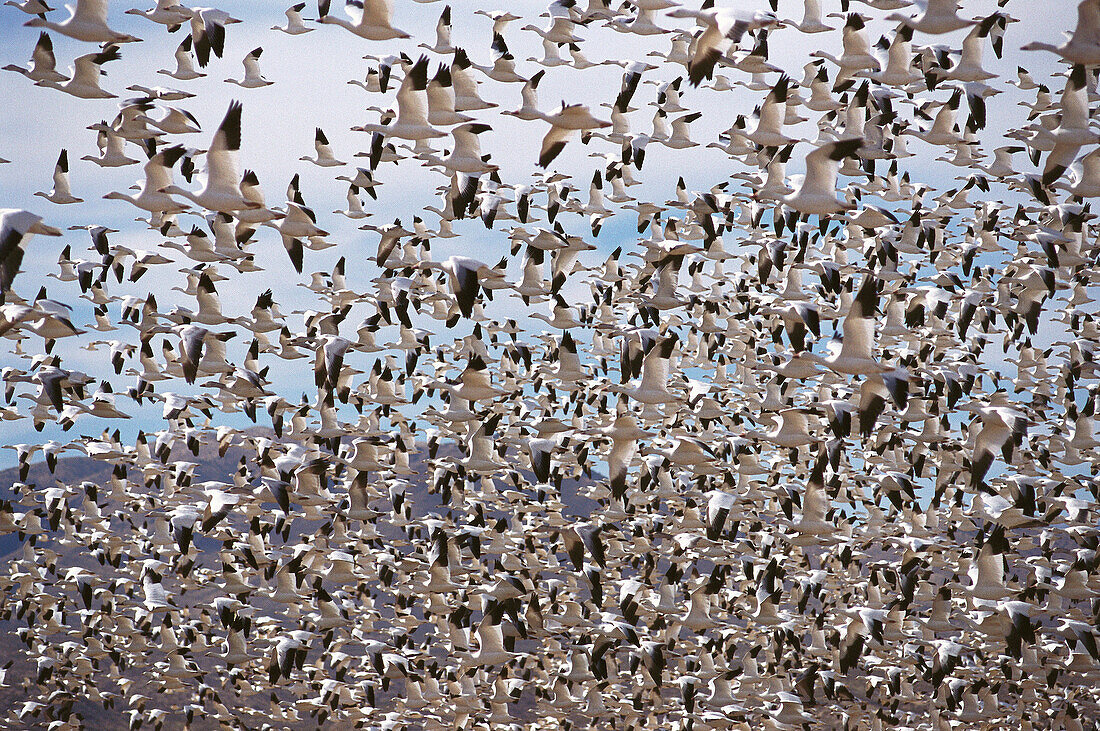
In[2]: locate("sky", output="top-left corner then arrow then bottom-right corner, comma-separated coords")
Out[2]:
0,0 -> 1087,468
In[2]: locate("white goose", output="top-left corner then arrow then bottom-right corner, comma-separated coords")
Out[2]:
811,13 -> 880,83
103,143 -> 191,217
536,103 -> 611,168
616,334 -> 679,405
805,275 -> 895,377
125,0 -> 189,29
667,5 -> 777,86
436,122 -> 496,174
301,128 -> 345,167
3,32 -> 67,83
161,102 -> 258,214
272,2 -> 312,34
186,7 -> 242,67
419,255 -> 506,322
225,47 -> 272,88
25,0 -> 140,43
782,137 -> 863,216
34,149 -> 82,205
1,209 -> 62,299
352,57 -> 445,141
82,124 -> 139,167
318,0 -> 409,40
790,0 -> 832,33
1021,0 -> 1100,65
886,0 -> 975,35
419,4 -> 453,54
426,64 -> 474,126
158,36 -> 205,81
36,44 -> 121,99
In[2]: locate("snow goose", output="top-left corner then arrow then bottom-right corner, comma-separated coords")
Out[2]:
272,3 -> 312,34
333,185 -> 370,219
789,0 -> 832,33
529,35 -> 567,67
36,43 -> 121,99
225,47 -> 272,88
0,210 -> 62,300
664,111 -> 701,149
803,64 -> 842,112
614,333 -> 679,406
473,8 -> 520,36
746,74 -> 794,147
419,255 -> 505,324
904,87 -> 964,147
125,0 -> 189,30
607,5 -> 667,35
25,0 -> 140,43
158,35 -> 205,80
34,150 -> 82,205
300,128 -> 345,167
1021,0 -> 1100,65
433,122 -> 496,174
1041,65 -> 1098,186
147,106 -> 200,136
263,202 -> 329,273
186,7 -> 242,67
666,5 -> 778,86
353,56 -> 445,141
426,64 -> 474,126
1064,146 -> 1100,197
2,32 -> 67,83
804,274 -> 897,379
521,1 -> 582,45
446,49 -> 496,111
82,124 -> 138,168
964,402 -> 1027,488
318,0 -> 409,40
4,0 -> 53,16
536,103 -> 611,168
886,0 -> 975,35
810,13 -> 880,83
782,137 -> 863,216
935,14 -> 1001,84
419,4 -> 453,54
161,101 -> 258,214
474,33 -> 525,84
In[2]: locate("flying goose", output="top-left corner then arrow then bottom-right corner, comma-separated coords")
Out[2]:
225,47 -> 273,88
425,64 -> 474,126
317,0 -> 410,40
0,209 -> 62,300
537,103 -> 611,168
419,256 -> 506,324
666,6 -> 778,86
886,0 -> 975,34
2,32 -> 67,83
25,0 -> 140,43
186,7 -> 242,67
419,4 -> 454,54
158,35 -> 205,80
783,137 -> 863,216
161,101 -> 259,214
352,56 -> 445,141
1021,0 -> 1100,65
301,128 -> 345,167
34,150 -> 83,205
36,43 -> 121,99
103,142 -> 190,216
125,0 -> 189,29
273,3 -> 312,34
